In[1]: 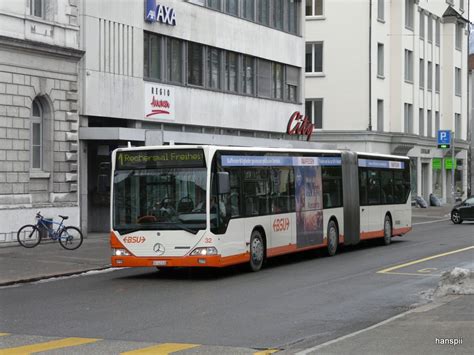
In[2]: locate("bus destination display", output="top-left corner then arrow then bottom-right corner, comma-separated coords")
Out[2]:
116,149 -> 205,170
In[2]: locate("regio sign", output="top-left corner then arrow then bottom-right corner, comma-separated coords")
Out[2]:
144,83 -> 175,120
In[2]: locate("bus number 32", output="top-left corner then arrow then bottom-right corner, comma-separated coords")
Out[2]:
273,218 -> 290,232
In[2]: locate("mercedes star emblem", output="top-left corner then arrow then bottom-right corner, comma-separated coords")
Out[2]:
153,243 -> 165,255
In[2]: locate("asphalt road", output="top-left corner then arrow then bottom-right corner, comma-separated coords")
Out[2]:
0,219 -> 472,352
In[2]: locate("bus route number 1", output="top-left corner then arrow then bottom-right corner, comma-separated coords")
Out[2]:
273,218 -> 290,232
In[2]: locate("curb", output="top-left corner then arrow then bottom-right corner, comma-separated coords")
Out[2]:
0,266 -> 112,287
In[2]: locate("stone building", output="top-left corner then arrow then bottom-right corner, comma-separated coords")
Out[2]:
0,0 -> 83,243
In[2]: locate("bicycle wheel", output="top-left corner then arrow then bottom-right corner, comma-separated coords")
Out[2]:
17,224 -> 41,248
59,226 -> 83,250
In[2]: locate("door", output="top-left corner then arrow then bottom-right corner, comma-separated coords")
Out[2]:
460,198 -> 474,219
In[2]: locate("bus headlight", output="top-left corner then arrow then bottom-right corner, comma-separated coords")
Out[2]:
113,248 -> 131,256
190,247 -> 218,256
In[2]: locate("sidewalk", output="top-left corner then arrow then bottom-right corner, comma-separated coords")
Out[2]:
297,295 -> 473,355
412,204 -> 453,220
0,233 -> 110,286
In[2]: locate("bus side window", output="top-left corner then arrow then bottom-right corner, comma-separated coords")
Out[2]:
359,169 -> 367,206
367,170 -> 381,205
381,170 -> 394,204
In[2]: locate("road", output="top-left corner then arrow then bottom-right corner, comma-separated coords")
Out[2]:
0,219 -> 472,353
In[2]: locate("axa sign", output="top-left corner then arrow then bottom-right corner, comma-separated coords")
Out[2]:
287,111 -> 315,141
145,0 -> 176,26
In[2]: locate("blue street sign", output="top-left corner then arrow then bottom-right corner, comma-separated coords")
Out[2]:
437,130 -> 451,149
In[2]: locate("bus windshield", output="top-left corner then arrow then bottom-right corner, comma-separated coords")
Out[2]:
113,168 -> 207,234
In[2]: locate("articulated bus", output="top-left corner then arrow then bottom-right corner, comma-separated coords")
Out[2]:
110,145 -> 411,271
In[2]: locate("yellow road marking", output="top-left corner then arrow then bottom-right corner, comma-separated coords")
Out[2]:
380,271 -> 442,277
418,268 -> 438,273
378,246 -> 474,274
121,343 -> 199,355
0,334 -> 9,337
0,337 -> 100,354
254,350 -> 279,355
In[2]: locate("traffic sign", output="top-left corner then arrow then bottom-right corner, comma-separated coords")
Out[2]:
437,130 -> 451,149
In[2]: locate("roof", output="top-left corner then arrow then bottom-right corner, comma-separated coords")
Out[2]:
442,6 -> 469,23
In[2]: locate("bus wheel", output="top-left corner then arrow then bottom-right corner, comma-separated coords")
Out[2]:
382,215 -> 392,245
249,229 -> 265,272
326,220 -> 338,256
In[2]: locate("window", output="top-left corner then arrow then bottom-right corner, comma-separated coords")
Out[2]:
427,109 -> 432,137
144,33 -> 162,80
377,43 -> 384,77
257,59 -> 272,98
286,65 -> 299,102
405,0 -> 414,30
435,64 -> 440,93
427,16 -> 433,43
167,38 -> 183,83
30,99 -> 42,170
419,12 -> 425,39
456,23 -> 463,50
427,61 -> 433,91
460,0 -> 465,11
359,169 -> 367,206
242,0 -> 255,20
242,55 -> 254,95
322,166 -> 343,208
274,0 -> 284,30
224,51 -> 238,92
187,42 -> 204,86
377,99 -> 384,131
305,99 -> 323,128
306,42 -> 323,73
404,103 -> 413,133
381,170 -> 394,204
270,168 -> 295,213
404,49 -> 413,82
287,0 -> 298,34
306,0 -> 323,16
435,19 -> 440,46
455,114 -> 461,139
257,0 -> 270,26
435,111 -> 440,134
367,170 -> 381,205
225,0 -> 239,15
207,0 -> 221,10
30,0 -> 43,18
455,67 -> 461,96
207,47 -> 221,89
378,0 -> 384,21
419,59 -> 424,89
272,63 -> 284,99
419,109 -> 424,136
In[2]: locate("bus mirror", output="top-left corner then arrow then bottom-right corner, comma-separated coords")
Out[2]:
217,172 -> 230,194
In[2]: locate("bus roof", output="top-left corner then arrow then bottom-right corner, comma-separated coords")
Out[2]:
356,151 -> 410,160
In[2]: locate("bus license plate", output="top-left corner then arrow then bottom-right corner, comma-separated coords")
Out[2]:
153,260 -> 167,266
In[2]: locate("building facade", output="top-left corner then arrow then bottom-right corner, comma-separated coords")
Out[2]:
79,0 -> 306,232
305,0 -> 470,203
0,0 -> 83,243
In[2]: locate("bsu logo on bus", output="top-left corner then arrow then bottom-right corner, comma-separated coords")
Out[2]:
273,218 -> 290,232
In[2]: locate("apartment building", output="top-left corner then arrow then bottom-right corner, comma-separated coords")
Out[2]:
305,0 -> 469,203
0,0 -> 83,242
79,0 -> 305,232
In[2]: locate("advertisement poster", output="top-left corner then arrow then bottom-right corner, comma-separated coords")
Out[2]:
144,83 -> 175,120
295,165 -> 323,248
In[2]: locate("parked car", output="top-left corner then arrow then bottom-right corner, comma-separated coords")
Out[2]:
451,197 -> 474,224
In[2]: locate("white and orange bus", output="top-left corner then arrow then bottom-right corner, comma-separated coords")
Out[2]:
110,145 -> 411,271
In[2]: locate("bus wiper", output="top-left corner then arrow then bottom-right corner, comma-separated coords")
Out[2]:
169,222 -> 198,235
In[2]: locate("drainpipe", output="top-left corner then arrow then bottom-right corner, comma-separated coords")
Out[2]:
368,0 -> 373,131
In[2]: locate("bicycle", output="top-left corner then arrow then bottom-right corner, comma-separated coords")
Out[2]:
17,212 -> 83,250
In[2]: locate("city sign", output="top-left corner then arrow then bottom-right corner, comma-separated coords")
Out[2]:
287,111 -> 315,141
437,130 -> 451,149
145,0 -> 177,26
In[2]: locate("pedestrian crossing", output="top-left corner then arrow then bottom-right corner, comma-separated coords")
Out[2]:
0,332 -> 279,354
